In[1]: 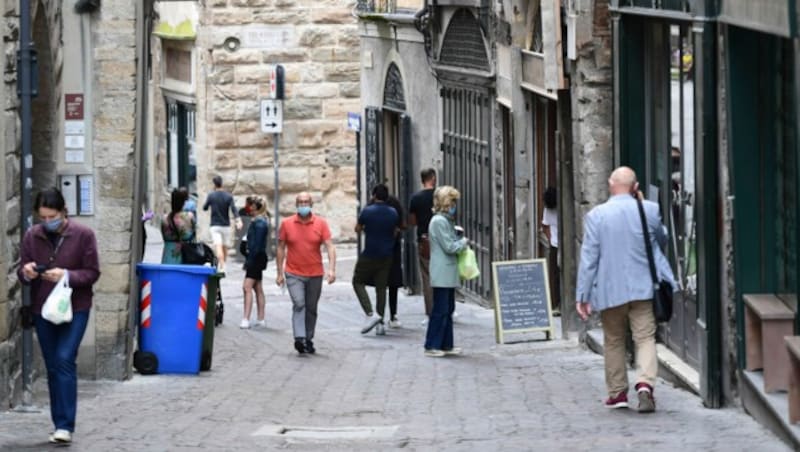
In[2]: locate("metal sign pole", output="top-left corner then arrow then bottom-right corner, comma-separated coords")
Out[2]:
347,112 -> 362,254
273,133 -> 280,251
355,130 -> 362,255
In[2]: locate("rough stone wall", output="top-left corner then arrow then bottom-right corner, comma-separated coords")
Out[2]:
0,0 -> 22,409
0,0 -> 137,402
185,0 -> 361,241
566,0 -> 612,333
0,0 -> 68,408
569,0 -> 613,243
89,0 -> 137,379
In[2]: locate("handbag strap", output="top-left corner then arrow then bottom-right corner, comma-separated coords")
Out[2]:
635,197 -> 659,286
169,213 -> 196,243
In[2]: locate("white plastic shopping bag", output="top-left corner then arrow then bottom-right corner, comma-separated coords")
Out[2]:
42,272 -> 73,324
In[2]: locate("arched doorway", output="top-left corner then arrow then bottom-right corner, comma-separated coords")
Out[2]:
380,62 -> 416,290
363,62 -> 416,291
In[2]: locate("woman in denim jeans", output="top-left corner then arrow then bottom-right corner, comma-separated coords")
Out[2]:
424,186 -> 467,357
18,188 -> 100,444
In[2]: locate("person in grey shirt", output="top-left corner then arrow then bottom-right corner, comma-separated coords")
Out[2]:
202,176 -> 242,271
575,166 -> 676,413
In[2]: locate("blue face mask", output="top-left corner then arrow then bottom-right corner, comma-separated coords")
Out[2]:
297,206 -> 312,217
448,206 -> 457,216
43,217 -> 63,232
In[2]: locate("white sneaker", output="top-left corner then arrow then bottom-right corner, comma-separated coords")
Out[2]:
443,347 -> 462,356
376,323 -> 386,336
239,319 -> 250,329
49,429 -> 71,444
388,318 -> 402,328
424,349 -> 445,357
253,319 -> 265,328
361,315 -> 381,334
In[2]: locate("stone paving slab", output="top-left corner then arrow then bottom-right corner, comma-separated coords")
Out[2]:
0,232 -> 790,451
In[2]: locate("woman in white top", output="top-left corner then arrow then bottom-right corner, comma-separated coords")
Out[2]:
542,187 -> 560,315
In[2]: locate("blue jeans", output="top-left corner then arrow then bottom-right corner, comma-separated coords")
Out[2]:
35,310 -> 89,432
424,288 -> 455,350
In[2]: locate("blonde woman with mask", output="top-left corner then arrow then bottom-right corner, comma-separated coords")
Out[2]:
424,185 -> 468,357
240,196 -> 269,329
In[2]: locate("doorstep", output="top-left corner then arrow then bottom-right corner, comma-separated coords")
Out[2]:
585,328 -> 700,395
740,370 -> 800,450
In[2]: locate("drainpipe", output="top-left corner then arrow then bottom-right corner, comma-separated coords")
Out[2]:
17,0 -> 38,411
126,0 -> 153,377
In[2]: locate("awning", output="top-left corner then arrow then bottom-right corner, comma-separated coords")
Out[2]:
153,1 -> 198,40
719,0 -> 795,37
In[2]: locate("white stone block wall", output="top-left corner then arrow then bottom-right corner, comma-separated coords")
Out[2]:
152,0 -> 362,242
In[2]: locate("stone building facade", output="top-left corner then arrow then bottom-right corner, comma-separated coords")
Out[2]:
1,1 -> 139,407
149,0 -> 362,243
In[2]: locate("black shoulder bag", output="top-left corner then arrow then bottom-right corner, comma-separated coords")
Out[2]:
635,198 -> 674,323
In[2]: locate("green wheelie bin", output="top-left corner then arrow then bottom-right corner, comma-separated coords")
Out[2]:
201,271 -> 225,371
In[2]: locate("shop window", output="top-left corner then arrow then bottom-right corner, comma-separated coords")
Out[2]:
668,24 -> 696,297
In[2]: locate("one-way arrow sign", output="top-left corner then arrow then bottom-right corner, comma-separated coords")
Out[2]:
260,99 -> 283,133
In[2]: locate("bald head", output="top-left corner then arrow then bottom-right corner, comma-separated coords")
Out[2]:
608,166 -> 638,195
296,192 -> 313,205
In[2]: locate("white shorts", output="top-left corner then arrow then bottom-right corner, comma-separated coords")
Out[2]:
209,225 -> 232,247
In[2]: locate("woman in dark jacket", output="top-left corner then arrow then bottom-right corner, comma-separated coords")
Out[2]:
18,188 -> 101,444
240,196 -> 269,329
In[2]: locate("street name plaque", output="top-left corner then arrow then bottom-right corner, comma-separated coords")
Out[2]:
491,259 -> 554,343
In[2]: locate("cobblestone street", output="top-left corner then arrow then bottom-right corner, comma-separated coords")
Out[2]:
0,231 -> 790,451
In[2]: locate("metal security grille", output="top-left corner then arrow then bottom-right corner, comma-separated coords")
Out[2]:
383,63 -> 406,111
439,9 -> 490,72
441,87 -> 493,299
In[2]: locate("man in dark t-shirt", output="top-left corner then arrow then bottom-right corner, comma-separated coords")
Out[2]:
408,168 -> 436,319
353,184 -> 399,336
203,176 -> 242,271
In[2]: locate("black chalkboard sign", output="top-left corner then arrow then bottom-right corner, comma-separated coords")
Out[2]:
491,259 -> 554,343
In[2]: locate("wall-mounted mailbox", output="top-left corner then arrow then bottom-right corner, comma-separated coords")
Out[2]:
59,174 -> 94,216
60,175 -> 78,214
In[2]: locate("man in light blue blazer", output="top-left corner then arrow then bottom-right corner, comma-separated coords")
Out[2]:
576,166 -> 676,413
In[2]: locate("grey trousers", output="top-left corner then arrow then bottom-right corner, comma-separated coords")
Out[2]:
286,272 -> 323,340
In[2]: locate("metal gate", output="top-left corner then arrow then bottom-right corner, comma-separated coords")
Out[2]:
398,114 -> 419,291
441,86 -> 493,299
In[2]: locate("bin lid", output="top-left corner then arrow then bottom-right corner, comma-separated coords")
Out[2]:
136,263 -> 217,275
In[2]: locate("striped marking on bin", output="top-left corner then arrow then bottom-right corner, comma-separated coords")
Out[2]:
140,280 -> 152,328
197,283 -> 207,330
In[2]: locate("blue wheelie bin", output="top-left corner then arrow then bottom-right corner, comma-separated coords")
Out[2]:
134,263 -> 216,375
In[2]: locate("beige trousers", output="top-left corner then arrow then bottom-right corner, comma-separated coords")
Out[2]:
600,300 -> 658,397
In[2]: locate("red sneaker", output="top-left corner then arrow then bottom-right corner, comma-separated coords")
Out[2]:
635,383 -> 656,413
604,391 -> 629,409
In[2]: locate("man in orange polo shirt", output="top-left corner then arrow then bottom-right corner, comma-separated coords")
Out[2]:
276,192 -> 337,355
